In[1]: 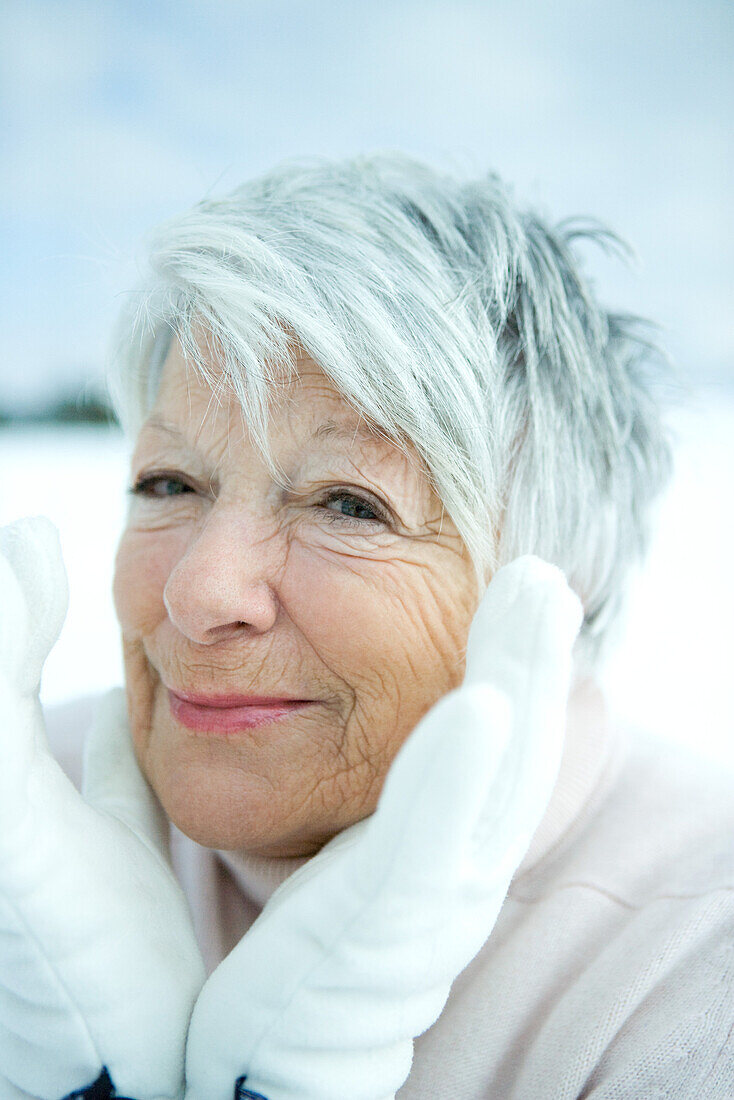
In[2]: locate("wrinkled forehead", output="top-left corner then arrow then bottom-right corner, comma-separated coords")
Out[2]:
281,351 -> 399,451
149,328 -> 421,474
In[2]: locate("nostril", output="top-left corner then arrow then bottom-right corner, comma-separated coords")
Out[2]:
205,620 -> 251,641
162,524 -> 281,640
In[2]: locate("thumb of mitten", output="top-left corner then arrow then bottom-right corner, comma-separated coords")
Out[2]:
0,516 -> 69,695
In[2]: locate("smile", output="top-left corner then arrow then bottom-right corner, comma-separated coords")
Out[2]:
167,690 -> 318,733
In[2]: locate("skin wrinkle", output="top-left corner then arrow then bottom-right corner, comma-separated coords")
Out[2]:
113,335 -> 481,857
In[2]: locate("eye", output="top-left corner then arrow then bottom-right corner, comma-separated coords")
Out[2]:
130,474 -> 195,499
320,490 -> 388,526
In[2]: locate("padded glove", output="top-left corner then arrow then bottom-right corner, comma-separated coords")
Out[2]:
0,517 -> 205,1100
184,555 -> 583,1100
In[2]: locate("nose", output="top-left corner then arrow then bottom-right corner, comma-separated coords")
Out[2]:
163,508 -> 280,644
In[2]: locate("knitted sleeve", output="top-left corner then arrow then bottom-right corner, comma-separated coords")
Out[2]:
579,891 -> 734,1098
511,888 -> 734,1100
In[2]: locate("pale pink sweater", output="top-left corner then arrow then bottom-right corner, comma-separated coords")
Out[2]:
47,683 -> 734,1098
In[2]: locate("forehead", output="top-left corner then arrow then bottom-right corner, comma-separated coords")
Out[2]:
148,333 -> 415,467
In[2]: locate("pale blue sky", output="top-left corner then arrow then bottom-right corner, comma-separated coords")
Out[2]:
1,0 -> 732,411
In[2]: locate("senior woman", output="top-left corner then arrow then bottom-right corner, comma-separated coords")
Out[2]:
1,155 -> 732,1100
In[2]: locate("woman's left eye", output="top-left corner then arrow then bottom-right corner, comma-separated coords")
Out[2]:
130,475 -> 194,499
321,492 -> 386,525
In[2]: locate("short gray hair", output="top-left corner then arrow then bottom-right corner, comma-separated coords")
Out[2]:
110,153 -> 673,669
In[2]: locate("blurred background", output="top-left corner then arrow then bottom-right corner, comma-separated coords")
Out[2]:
0,0 -> 732,761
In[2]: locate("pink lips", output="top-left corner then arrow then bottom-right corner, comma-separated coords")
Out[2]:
168,689 -> 317,733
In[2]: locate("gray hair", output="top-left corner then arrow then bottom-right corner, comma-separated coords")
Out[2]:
109,152 -> 673,669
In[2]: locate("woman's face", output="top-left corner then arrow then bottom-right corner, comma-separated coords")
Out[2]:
114,337 -> 480,857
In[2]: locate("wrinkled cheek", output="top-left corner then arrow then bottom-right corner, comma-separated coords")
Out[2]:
280,543 -> 476,757
113,530 -> 177,637
120,637 -> 158,760
113,531 -> 177,765
280,544 -> 390,678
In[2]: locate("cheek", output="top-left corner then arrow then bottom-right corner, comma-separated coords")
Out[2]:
281,543 -> 469,705
281,546 -> 403,677
113,529 -> 182,636
113,529 -> 186,770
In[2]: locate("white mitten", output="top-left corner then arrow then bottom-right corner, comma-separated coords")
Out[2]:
184,555 -> 583,1100
0,517 -> 205,1100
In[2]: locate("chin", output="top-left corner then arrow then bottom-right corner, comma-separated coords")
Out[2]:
148,760 -> 287,851
160,772 -> 341,857
171,812 -> 258,852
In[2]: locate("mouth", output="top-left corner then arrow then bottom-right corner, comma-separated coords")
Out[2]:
167,688 -> 319,734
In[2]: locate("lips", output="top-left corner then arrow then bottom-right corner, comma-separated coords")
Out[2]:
167,689 -> 317,733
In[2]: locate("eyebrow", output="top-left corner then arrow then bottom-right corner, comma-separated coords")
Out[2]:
310,417 -> 388,447
142,415 -> 185,439
144,413 -> 391,453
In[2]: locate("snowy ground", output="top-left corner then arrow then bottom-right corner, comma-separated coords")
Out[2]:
1,390 -> 732,768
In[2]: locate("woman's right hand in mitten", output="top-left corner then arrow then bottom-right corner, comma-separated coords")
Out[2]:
0,517 -> 205,1100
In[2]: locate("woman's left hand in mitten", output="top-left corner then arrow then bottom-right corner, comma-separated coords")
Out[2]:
0,517 -> 205,1100
184,556 -> 583,1100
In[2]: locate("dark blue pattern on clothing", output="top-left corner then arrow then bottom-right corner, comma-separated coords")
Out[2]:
61,1066 -> 136,1100
235,1075 -> 270,1100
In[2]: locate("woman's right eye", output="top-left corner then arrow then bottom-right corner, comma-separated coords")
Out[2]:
130,475 -> 194,499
